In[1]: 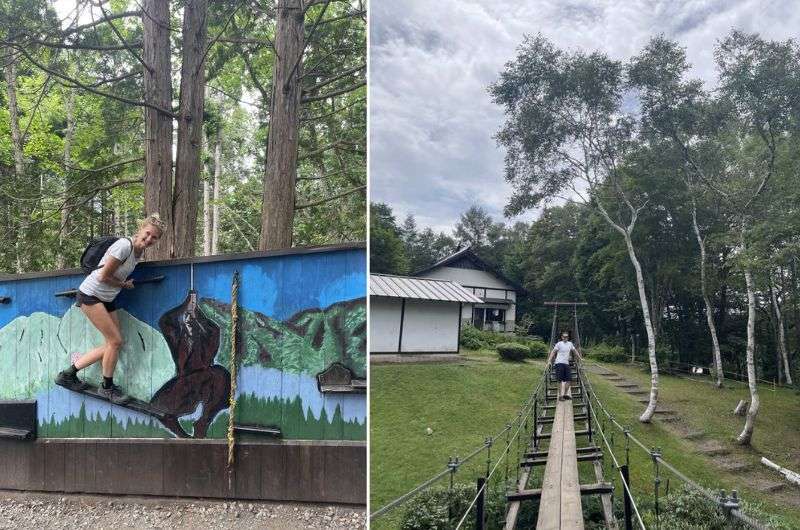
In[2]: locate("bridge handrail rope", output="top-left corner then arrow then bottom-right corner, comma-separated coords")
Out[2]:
369,366 -> 550,521
580,363 -> 768,530
452,367 -> 549,530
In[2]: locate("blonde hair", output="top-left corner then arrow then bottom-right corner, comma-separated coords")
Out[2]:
138,213 -> 167,234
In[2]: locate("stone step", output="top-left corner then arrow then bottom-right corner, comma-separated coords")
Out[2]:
653,409 -> 676,415
626,391 -> 648,395
717,460 -> 751,472
698,444 -> 730,456
756,482 -> 786,493
681,431 -> 705,440
614,383 -> 640,389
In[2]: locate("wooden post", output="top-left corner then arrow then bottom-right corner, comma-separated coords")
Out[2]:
621,464 -> 633,530
475,476 -> 486,530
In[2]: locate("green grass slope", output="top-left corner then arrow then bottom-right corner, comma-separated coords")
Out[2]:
369,350 -> 800,529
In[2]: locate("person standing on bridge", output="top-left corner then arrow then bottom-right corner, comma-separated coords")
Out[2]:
546,331 -> 582,400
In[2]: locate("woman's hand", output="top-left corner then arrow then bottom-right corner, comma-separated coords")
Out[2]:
122,279 -> 135,289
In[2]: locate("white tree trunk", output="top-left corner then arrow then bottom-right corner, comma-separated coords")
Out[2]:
623,233 -> 659,422
737,247 -> 760,445
211,129 -> 221,254
57,89 -> 76,269
692,205 -> 724,387
769,276 -> 793,385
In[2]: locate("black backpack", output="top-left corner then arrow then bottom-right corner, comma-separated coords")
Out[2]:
79,236 -> 133,273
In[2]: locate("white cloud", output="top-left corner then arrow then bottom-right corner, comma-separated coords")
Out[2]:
370,0 -> 800,232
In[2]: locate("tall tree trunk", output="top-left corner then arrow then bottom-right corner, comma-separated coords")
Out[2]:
173,0 -> 208,258
5,55 -> 26,272
623,232 -> 659,422
692,204 -> 724,387
57,89 -> 76,269
142,0 -> 174,259
211,127 -> 221,254
259,0 -> 304,250
737,233 -> 760,445
769,275 -> 793,385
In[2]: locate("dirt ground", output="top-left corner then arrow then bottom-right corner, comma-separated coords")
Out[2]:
0,491 -> 365,529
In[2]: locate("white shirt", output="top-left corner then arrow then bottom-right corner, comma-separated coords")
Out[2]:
552,340 -> 575,365
78,238 -> 139,301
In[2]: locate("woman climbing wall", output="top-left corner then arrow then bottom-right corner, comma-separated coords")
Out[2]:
54,214 -> 167,404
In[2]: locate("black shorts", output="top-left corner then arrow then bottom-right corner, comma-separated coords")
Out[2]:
75,291 -> 117,312
554,363 -> 572,382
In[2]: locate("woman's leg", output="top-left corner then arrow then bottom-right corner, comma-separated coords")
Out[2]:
74,303 -> 123,378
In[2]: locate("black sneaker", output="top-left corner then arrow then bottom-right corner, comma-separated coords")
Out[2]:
564,395 -> 572,400
97,384 -> 132,405
55,370 -> 89,391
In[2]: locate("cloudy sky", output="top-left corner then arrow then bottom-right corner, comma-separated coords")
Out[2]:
369,0 -> 799,233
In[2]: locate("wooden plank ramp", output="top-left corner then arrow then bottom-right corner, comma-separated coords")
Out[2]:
535,398 -> 585,529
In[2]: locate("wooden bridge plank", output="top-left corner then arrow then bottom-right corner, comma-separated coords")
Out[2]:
536,398 -> 585,530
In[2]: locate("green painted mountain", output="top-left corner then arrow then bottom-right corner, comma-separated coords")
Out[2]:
200,297 -> 366,378
0,308 -> 174,401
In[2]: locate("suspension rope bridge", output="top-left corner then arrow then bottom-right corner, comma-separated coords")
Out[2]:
370,304 -> 770,529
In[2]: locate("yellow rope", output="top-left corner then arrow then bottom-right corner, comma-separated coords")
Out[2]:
227,271 -> 240,469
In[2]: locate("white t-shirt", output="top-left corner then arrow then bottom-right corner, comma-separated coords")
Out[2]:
552,340 -> 575,365
78,238 -> 139,301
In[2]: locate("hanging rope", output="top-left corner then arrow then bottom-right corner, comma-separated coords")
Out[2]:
226,271 -> 240,470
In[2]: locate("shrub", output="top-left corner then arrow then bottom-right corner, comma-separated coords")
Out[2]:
525,340 -> 549,358
460,325 -> 505,350
400,482 -> 521,530
586,343 -> 627,363
497,342 -> 530,362
641,486 -> 755,530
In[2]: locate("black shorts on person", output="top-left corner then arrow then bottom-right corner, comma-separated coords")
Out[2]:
75,291 -> 117,313
554,362 -> 572,382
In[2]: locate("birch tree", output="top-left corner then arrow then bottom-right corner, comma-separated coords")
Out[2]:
628,37 -> 728,387
713,31 -> 798,445
490,36 -> 662,422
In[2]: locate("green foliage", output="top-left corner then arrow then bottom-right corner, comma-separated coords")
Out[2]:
524,339 -> 549,358
459,325 -> 505,350
399,482 -> 522,530
641,486 -> 752,529
586,343 -> 628,363
496,342 -> 530,362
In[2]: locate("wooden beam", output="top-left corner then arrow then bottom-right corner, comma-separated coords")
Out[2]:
507,482 -> 614,502
593,460 -> 618,529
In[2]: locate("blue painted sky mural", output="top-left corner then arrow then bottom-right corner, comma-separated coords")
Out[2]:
0,246 -> 366,441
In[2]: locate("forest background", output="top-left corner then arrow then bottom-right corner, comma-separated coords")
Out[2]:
0,0 -> 366,271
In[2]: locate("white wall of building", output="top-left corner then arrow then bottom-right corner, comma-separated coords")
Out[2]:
370,297 -> 402,352
422,267 -> 513,291
370,297 -> 462,353
401,299 -> 460,352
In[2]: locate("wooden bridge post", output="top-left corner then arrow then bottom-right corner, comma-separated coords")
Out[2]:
476,476 -> 486,530
620,464 -> 633,530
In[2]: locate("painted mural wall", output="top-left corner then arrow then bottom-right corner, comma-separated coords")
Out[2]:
0,246 -> 366,441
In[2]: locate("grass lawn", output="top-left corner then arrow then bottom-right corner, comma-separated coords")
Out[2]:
584,361 -> 800,528
370,352 -> 800,529
369,349 -> 544,529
